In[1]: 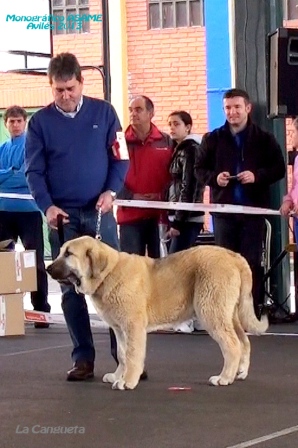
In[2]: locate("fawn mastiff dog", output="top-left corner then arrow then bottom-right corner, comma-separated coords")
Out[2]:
47,235 -> 268,390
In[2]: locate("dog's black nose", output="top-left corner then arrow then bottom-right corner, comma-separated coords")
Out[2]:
46,264 -> 53,275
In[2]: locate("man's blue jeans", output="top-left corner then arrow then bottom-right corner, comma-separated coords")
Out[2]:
49,206 -> 119,363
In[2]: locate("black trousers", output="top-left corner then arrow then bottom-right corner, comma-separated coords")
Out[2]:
213,214 -> 265,314
0,211 -> 50,312
119,218 -> 160,258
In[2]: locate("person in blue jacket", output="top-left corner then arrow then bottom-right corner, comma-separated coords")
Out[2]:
25,52 -> 129,382
0,106 -> 50,327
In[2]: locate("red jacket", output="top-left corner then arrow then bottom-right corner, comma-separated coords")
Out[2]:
117,124 -> 173,224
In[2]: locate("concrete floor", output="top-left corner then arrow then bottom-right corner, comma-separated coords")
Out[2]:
1,324 -> 298,448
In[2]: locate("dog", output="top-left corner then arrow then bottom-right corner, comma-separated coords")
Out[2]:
47,235 -> 268,390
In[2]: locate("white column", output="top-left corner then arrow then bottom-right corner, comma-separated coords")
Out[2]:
108,0 -> 129,128
228,0 -> 236,88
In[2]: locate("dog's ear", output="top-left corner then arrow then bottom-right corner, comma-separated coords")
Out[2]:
86,248 -> 107,278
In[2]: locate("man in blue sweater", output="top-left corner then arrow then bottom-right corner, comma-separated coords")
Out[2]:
0,106 -> 50,326
25,52 -> 129,381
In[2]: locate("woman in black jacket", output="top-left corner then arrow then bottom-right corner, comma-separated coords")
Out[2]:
167,110 -> 204,254
167,110 -> 205,333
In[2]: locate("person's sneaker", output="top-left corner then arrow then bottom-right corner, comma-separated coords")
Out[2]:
193,319 -> 208,334
173,320 -> 194,333
67,361 -> 94,381
193,319 -> 204,332
34,322 -> 50,329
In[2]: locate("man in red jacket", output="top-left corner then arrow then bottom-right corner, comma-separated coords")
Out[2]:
117,95 -> 173,257
112,96 -> 173,378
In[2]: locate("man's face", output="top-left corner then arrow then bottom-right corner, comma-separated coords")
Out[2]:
51,75 -> 84,112
5,116 -> 26,138
128,97 -> 153,128
223,96 -> 251,128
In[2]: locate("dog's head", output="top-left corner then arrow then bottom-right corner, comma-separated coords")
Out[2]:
46,236 -> 118,295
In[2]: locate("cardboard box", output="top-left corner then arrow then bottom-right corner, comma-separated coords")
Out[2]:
0,293 -> 25,336
0,240 -> 37,336
0,240 -> 37,294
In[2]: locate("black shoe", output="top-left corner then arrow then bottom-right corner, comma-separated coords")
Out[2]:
67,361 -> 94,381
34,322 -> 50,329
140,370 -> 148,381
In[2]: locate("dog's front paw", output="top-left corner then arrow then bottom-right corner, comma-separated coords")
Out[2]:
209,375 -> 233,386
102,373 -> 116,384
111,378 -> 139,390
112,379 -> 126,390
123,379 -> 139,390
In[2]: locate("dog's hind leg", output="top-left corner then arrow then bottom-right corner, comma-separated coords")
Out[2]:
208,325 -> 242,386
233,312 -> 251,380
112,323 -> 147,391
103,327 -> 127,385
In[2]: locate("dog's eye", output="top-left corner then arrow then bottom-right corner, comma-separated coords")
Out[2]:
64,249 -> 72,258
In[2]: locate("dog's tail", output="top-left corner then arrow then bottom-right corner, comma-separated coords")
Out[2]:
237,255 -> 269,335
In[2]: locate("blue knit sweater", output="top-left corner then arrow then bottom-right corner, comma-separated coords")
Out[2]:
0,133 -> 39,212
25,96 -> 129,213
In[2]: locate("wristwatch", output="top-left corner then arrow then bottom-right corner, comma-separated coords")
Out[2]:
109,190 -> 117,200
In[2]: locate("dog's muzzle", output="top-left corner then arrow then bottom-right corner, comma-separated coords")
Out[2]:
46,261 -> 82,287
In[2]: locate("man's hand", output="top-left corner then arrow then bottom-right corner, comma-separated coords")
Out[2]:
217,171 -> 231,187
237,170 -> 255,184
96,190 -> 115,213
280,200 -> 295,216
46,205 -> 69,229
167,228 -> 180,238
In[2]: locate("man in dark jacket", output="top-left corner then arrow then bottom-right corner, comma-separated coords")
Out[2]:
194,88 -> 286,315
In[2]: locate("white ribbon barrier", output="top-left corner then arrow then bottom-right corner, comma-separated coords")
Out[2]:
114,199 -> 281,216
24,310 -> 108,329
0,193 -> 34,199
0,194 -> 282,215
